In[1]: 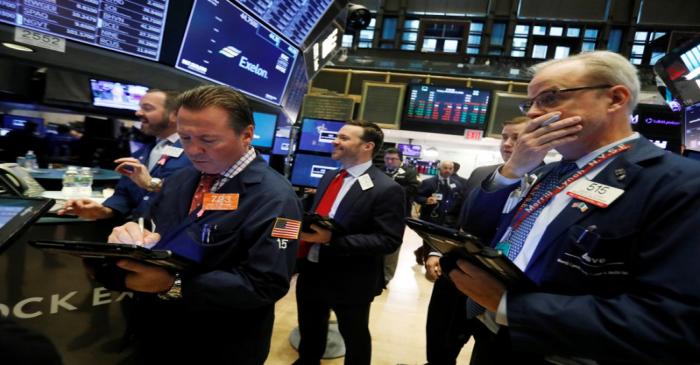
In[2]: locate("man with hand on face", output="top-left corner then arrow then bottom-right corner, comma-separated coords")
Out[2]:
294,120 -> 405,365
423,116 -> 532,365
60,89 -> 191,220
104,85 -> 303,364
449,51 -> 700,364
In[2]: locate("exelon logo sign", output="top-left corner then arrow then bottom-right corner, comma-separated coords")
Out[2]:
219,46 -> 269,79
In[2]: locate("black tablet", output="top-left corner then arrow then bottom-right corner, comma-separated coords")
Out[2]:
0,196 -> 54,254
302,212 -> 345,234
405,217 -> 533,289
29,240 -> 196,271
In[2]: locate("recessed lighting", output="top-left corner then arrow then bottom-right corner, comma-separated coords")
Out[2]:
2,42 -> 34,52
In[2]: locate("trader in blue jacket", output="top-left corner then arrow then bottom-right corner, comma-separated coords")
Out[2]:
448,51 -> 700,364
106,85 -> 303,364
60,89 -> 191,219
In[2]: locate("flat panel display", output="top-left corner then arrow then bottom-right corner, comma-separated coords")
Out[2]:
684,102 -> 700,150
0,0 -> 168,60
236,0 -> 335,47
252,111 -> 278,148
2,114 -> 45,135
298,118 -> 344,153
90,79 -> 148,111
654,37 -> 700,106
272,124 -> 294,155
631,103 -> 682,153
397,143 -> 421,157
281,53 -> 309,122
290,153 -> 340,188
176,0 -> 300,105
403,84 -> 491,135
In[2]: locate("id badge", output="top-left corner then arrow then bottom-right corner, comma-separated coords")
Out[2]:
432,193 -> 443,201
203,193 -> 239,211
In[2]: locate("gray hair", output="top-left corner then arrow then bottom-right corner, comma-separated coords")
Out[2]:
530,51 -> 640,111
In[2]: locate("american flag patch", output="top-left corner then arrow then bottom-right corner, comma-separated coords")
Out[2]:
271,218 -> 301,240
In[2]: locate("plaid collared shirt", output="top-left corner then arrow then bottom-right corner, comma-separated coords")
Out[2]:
210,147 -> 257,192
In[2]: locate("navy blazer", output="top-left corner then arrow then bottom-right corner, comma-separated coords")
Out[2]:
301,165 -> 406,304
103,140 -> 191,218
415,175 -> 465,226
463,137 -> 700,364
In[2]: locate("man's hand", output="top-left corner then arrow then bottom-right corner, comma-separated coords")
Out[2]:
424,255 -> 442,282
115,259 -> 175,293
448,259 -> 506,312
108,221 -> 161,246
426,196 -> 438,205
299,224 -> 332,244
114,157 -> 152,189
58,199 -> 113,219
500,112 -> 583,178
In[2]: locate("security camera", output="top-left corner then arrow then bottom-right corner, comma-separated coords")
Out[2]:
347,3 -> 371,31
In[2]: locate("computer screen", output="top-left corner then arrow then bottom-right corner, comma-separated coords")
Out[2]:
236,0 -> 335,47
397,143 -> 421,158
630,103 -> 682,153
252,112 -> 278,148
0,0 -> 169,61
90,79 -> 149,111
684,102 -> 700,149
0,197 -> 53,253
176,0 -> 300,105
403,84 -> 491,135
290,153 -> 340,188
2,115 -> 45,135
298,118 -> 344,153
654,38 -> 700,106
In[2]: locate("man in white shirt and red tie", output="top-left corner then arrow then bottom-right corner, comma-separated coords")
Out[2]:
294,120 -> 406,365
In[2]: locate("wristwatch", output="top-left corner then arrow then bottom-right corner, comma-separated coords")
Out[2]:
157,272 -> 182,300
146,177 -> 163,192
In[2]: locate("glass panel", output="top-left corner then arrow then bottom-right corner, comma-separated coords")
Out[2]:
515,24 -> 529,35
634,31 -> 648,42
342,34 -> 354,48
651,52 -> 665,65
511,50 -> 525,57
444,39 -> 459,53
532,44 -> 548,58
567,28 -> 580,37
554,46 -> 570,59
470,22 -> 484,32
382,18 -> 397,40
631,44 -> 645,56
358,41 -> 372,48
444,24 -> 466,38
607,29 -> 622,52
549,27 -> 563,36
424,23 -> 444,37
630,58 -> 642,65
359,30 -> 374,41
402,32 -> 418,42
467,47 -> 479,54
582,41 -> 595,52
404,20 -> 420,30
584,29 -> 598,40
422,38 -> 437,52
512,37 -> 528,48
533,25 -> 547,35
401,44 -> 416,50
380,43 -> 393,49
468,35 -> 481,46
369,19 -> 376,28
490,23 -> 506,46
653,32 -> 666,40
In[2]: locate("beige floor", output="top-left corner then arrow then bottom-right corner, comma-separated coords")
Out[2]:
266,228 -> 474,365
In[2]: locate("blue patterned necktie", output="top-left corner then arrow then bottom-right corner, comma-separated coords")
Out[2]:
466,160 -> 578,319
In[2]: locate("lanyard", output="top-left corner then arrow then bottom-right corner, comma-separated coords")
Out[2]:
509,143 -> 631,230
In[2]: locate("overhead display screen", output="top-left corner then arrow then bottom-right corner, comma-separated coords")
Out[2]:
298,118 -> 344,153
290,153 -> 340,188
176,0 -> 299,105
0,0 -> 168,60
251,111 -> 278,148
403,84 -> 491,135
654,38 -> 700,106
236,0 -> 335,47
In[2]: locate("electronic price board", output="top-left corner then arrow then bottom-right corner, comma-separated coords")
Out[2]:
176,0 -> 299,105
0,0 -> 168,60
236,0 -> 334,47
405,84 -> 491,129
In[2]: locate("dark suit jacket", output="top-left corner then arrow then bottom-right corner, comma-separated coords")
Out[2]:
415,175 -> 465,227
384,165 -> 420,216
103,140 -> 191,218
463,137 -> 700,364
299,165 -> 406,304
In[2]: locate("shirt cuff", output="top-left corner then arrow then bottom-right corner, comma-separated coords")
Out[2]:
495,291 -> 508,326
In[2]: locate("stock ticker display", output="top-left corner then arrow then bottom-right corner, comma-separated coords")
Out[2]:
405,84 -> 491,130
0,0 -> 168,60
236,0 -> 334,47
176,0 -> 299,105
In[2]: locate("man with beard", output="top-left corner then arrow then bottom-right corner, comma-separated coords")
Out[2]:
60,89 -> 191,219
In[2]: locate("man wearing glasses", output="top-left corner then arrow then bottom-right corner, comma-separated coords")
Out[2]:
446,51 -> 700,364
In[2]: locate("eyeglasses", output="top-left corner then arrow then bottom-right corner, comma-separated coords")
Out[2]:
518,84 -> 612,114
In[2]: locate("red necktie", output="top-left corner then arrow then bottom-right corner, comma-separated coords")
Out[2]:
189,174 -> 219,214
297,169 -> 348,258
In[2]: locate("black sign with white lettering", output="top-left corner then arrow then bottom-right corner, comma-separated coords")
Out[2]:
0,0 -> 168,60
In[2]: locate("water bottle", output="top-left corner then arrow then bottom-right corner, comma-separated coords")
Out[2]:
77,167 -> 93,197
24,150 -> 38,170
61,166 -> 79,197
